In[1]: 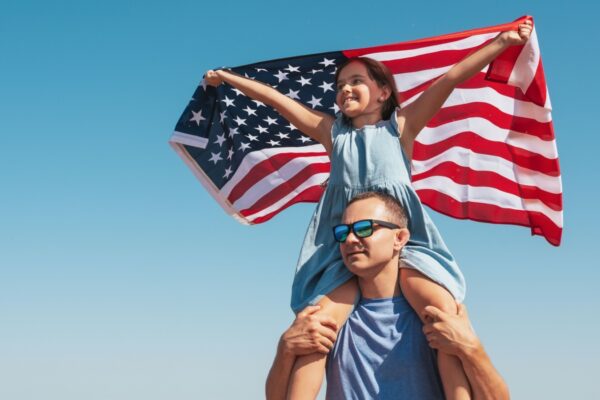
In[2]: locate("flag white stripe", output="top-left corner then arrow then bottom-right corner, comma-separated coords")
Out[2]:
411,147 -> 562,194
508,28 -> 540,93
244,173 -> 330,222
221,144 -> 326,197
232,155 -> 330,210
364,32 -> 498,61
417,117 -> 558,159
412,176 -> 563,227
170,131 -> 209,149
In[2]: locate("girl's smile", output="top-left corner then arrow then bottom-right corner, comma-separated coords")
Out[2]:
335,61 -> 390,128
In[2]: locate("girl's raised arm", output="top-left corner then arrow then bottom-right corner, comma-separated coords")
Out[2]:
397,20 -> 532,160
205,69 -> 335,154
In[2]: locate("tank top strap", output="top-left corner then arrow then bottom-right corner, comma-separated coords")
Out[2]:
330,113 -> 349,140
388,108 -> 402,139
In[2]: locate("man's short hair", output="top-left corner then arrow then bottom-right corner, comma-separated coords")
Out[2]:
347,191 -> 408,229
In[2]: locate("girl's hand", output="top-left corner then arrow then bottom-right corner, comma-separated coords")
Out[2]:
500,20 -> 532,46
204,69 -> 223,87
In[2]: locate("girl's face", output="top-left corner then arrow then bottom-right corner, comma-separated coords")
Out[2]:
335,61 -> 389,120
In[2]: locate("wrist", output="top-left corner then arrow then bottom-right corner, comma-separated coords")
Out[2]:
278,335 -> 295,358
459,337 -> 485,363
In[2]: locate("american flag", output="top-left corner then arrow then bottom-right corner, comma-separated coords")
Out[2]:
170,16 -> 563,246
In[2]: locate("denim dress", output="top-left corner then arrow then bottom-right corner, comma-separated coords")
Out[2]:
290,113 -> 465,312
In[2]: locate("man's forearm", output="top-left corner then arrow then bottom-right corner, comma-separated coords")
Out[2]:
459,342 -> 509,400
266,340 -> 296,400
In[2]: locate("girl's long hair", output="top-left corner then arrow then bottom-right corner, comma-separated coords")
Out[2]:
335,57 -> 400,122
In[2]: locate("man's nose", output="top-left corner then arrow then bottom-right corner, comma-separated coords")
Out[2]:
345,230 -> 361,244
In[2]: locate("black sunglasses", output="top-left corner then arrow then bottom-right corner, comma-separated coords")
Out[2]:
332,219 -> 401,243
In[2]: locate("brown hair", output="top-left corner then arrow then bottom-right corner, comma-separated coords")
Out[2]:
347,191 -> 408,228
335,57 -> 400,122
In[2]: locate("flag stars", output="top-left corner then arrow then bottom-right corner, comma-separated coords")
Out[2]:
233,116 -> 247,126
263,116 -> 278,125
222,96 -> 235,107
256,125 -> 268,134
246,133 -> 259,142
307,96 -> 323,109
255,67 -> 268,72
285,89 -> 300,100
232,88 -> 244,96
267,139 -> 281,146
319,58 -> 336,67
252,100 -> 266,108
209,152 -> 222,164
228,127 -> 240,137
285,64 -> 301,73
319,81 -> 334,93
243,106 -> 257,116
330,103 -> 340,114
189,110 -> 206,126
227,148 -> 235,160
310,68 -> 323,74
239,142 -> 251,151
297,76 -> 312,86
223,166 -> 233,179
274,70 -> 289,82
287,122 -> 297,131
298,136 -> 312,143
276,132 -> 290,140
220,111 -> 227,122
214,133 -> 226,146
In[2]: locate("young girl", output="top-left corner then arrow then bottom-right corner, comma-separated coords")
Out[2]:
206,21 -> 532,399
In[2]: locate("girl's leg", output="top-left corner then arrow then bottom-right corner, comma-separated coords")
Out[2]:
286,278 -> 358,399
400,268 -> 472,400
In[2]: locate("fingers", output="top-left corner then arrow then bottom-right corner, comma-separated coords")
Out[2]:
316,314 -> 339,332
456,303 -> 468,318
422,305 -> 445,322
297,305 -> 321,319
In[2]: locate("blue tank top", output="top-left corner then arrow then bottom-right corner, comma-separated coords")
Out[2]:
325,295 -> 444,399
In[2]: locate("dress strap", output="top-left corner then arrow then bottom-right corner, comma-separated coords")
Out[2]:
389,108 -> 402,139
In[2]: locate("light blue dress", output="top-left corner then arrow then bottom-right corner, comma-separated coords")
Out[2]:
290,113 -> 465,312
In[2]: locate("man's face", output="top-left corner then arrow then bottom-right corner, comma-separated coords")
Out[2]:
339,197 -> 402,277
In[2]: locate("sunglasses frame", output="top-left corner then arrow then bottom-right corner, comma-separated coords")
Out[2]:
332,219 -> 401,243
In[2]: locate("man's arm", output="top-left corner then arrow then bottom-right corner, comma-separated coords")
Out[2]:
265,306 -> 338,400
422,304 -> 510,400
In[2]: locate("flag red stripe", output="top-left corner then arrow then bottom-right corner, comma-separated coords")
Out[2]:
398,72 -> 536,106
427,102 -> 554,141
524,59 -> 548,106
412,131 -> 560,176
239,162 -> 330,216
343,16 -> 529,57
380,46 -> 489,74
247,186 -> 325,224
412,161 -> 563,210
416,189 -> 562,246
227,151 -> 327,204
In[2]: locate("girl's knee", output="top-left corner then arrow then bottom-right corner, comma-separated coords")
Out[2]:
316,277 -> 358,325
399,268 -> 457,318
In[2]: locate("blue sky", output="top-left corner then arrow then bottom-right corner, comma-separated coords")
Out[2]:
1,1 -> 598,398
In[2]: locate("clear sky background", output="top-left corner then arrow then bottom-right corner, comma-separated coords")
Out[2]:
1,1 -> 598,399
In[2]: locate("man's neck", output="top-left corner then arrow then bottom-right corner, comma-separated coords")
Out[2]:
357,257 -> 401,299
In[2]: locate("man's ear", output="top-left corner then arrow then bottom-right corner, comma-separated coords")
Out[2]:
393,228 -> 410,251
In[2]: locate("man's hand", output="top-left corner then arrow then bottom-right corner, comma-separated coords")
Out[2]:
422,303 -> 480,359
280,305 -> 339,356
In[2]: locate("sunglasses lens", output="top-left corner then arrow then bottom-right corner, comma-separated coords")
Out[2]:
354,220 -> 373,238
333,225 -> 349,242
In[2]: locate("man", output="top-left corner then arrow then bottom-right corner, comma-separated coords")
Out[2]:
266,192 -> 509,399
